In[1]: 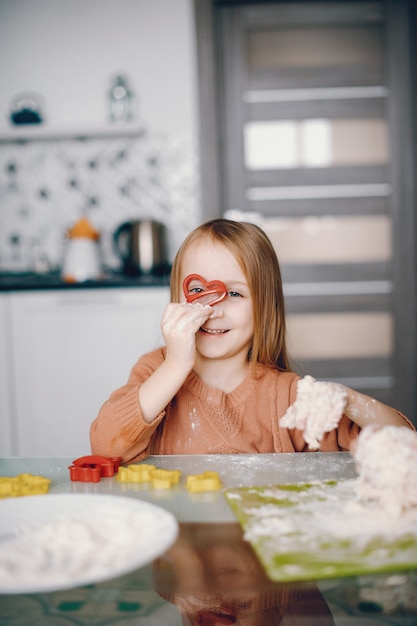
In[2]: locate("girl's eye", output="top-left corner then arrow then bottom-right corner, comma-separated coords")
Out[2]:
189,286 -> 204,294
228,290 -> 242,298
235,596 -> 254,610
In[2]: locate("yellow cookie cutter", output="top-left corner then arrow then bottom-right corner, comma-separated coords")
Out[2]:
117,464 -> 156,483
0,473 -> 51,498
117,464 -> 181,489
150,468 -> 181,489
186,471 -> 222,493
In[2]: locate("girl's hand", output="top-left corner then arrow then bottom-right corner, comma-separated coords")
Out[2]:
280,375 -> 348,449
161,302 -> 212,367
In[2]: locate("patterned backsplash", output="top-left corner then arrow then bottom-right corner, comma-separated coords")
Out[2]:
0,128 -> 200,272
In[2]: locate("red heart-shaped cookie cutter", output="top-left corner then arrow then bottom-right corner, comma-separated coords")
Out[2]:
183,274 -> 227,306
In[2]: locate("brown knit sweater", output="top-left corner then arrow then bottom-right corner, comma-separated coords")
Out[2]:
90,347 -> 361,464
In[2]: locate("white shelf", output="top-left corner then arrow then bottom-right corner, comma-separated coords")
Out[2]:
0,123 -> 145,143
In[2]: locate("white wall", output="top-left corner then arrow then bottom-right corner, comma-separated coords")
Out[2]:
0,0 -> 198,137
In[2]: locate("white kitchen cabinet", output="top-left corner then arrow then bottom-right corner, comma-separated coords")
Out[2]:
0,296 -> 14,455
4,287 -> 169,457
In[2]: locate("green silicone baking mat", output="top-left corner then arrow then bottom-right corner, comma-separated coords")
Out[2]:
224,479 -> 417,582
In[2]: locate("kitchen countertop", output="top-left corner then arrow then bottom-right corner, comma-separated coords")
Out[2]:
0,269 -> 171,291
0,453 -> 416,625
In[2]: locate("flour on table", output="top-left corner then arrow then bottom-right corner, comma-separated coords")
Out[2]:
352,424 -> 417,516
280,375 -> 348,449
225,423 -> 417,581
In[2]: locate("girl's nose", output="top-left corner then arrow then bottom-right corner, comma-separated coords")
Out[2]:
208,305 -> 224,319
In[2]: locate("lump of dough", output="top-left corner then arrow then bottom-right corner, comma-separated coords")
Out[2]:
280,375 -> 348,450
352,424 -> 417,515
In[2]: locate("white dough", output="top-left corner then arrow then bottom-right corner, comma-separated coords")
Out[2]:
280,375 -> 348,449
352,424 -> 417,516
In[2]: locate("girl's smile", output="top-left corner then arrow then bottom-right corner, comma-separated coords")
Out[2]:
200,327 -> 228,334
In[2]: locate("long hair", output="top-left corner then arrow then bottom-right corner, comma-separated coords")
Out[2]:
170,218 -> 290,371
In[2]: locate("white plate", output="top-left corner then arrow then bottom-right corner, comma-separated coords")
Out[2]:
0,493 -> 179,594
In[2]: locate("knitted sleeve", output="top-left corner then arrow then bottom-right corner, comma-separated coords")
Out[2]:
90,347 -> 167,463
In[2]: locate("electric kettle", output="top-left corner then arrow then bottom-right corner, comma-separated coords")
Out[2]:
62,217 -> 102,282
113,219 -> 169,275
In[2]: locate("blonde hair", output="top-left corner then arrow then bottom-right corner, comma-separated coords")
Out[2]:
170,218 -> 290,371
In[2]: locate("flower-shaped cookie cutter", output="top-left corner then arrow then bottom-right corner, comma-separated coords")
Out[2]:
183,274 -> 227,307
69,455 -> 122,482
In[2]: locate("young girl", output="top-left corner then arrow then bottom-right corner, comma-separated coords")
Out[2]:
90,219 -> 412,463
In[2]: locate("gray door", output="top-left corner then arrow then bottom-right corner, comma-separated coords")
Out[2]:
195,0 -> 417,424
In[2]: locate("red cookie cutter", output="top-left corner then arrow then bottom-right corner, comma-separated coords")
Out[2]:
69,455 -> 122,482
183,274 -> 227,306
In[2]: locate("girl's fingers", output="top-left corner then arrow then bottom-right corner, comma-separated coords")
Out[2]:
161,303 -> 213,361
162,302 -> 211,332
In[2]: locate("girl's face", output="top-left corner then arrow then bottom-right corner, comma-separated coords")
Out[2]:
181,238 -> 254,365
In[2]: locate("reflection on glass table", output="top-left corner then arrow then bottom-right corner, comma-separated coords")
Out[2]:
1,522 -> 414,626
154,522 -> 335,626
